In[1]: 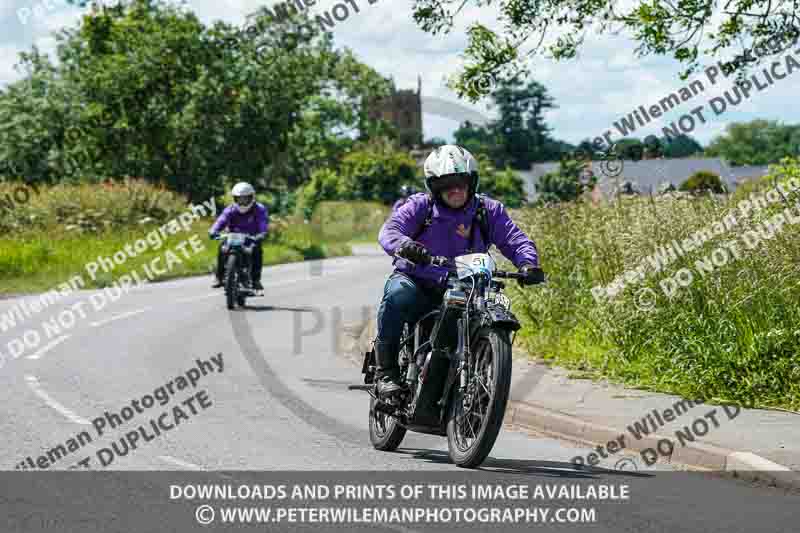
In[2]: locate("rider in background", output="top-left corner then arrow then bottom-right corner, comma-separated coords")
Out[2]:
375,145 -> 543,399
208,182 -> 268,291
392,185 -> 416,212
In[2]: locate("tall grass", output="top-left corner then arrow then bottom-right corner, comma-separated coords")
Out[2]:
310,201 -> 391,243
507,158 -> 800,409
0,179 -> 188,235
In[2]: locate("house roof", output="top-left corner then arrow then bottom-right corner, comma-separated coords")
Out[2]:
518,157 -> 771,199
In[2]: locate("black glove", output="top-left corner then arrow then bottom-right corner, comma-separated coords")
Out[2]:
518,264 -> 545,286
209,231 -> 220,240
251,232 -> 266,243
396,240 -> 431,265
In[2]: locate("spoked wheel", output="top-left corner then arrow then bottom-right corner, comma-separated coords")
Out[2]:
224,255 -> 238,310
368,395 -> 407,451
368,326 -> 412,451
446,328 -> 512,468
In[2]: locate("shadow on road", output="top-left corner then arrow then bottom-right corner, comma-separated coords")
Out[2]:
396,448 -> 652,479
241,305 -> 316,313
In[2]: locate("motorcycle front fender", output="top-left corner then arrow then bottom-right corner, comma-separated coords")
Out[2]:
483,305 -> 521,332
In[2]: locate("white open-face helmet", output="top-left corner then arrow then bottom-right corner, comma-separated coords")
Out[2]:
232,182 -> 255,213
423,145 -> 479,202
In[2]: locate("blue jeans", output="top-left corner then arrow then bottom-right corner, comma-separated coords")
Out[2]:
376,272 -> 444,358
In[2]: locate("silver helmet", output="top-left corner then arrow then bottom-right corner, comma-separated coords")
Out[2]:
423,145 -> 479,201
231,182 -> 255,214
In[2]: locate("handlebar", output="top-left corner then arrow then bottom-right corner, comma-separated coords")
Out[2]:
429,255 -> 523,279
212,232 -> 263,242
403,254 -> 545,284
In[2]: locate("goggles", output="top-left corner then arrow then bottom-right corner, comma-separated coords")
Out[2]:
432,173 -> 470,194
234,195 -> 254,206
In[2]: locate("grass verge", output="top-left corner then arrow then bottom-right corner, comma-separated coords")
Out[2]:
0,183 -> 385,294
505,158 -> 800,410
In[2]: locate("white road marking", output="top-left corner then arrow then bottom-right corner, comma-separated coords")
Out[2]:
158,455 -> 203,470
89,308 -> 151,327
26,335 -> 71,360
25,375 -> 90,425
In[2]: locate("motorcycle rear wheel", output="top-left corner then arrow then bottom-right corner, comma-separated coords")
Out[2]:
368,327 -> 412,451
225,255 -> 238,310
446,328 -> 512,468
368,397 -> 407,451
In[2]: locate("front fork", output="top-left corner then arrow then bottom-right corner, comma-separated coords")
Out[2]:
439,316 -> 470,417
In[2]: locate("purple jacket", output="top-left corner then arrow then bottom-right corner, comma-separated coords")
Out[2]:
379,193 -> 539,287
392,198 -> 407,212
210,203 -> 269,235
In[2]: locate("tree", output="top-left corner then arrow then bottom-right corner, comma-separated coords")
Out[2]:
411,1 -> 800,102
614,138 -> 644,161
679,171 -> 726,194
475,154 -> 527,208
454,120 -> 502,161
705,120 -> 800,166
660,134 -> 703,158
489,77 -> 557,169
535,159 -> 596,204
424,137 -> 448,147
340,138 -> 419,204
297,138 -> 419,214
453,78 -> 559,169
0,0 -> 390,201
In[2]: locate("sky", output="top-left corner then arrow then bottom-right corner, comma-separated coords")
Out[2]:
1,0 -> 798,149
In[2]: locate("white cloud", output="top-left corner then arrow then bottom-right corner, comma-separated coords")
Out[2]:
0,44 -> 24,83
0,0 -> 797,148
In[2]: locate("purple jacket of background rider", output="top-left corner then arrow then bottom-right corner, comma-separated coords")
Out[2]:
210,203 -> 269,235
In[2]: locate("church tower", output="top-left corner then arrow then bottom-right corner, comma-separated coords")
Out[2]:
367,76 -> 423,149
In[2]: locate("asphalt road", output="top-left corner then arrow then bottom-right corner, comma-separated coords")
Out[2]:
0,245 -> 797,532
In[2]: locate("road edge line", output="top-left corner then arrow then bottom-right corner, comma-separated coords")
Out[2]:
343,319 -> 800,490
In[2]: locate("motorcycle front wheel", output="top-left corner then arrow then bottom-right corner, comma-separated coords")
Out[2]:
224,254 -> 238,310
446,328 -> 512,468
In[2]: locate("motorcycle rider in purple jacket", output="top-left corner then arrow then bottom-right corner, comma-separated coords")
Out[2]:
375,145 -> 543,399
208,182 -> 269,291
392,185 -> 415,212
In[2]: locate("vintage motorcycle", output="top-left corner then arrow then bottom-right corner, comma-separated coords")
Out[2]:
350,253 -> 545,468
213,232 -> 261,309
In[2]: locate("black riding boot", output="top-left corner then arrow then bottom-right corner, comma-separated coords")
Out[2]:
212,246 -> 225,288
374,341 -> 405,399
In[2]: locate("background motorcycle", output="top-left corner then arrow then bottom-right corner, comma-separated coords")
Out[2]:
212,232 -> 260,309
350,253 -> 545,468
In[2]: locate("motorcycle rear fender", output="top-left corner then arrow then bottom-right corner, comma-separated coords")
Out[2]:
362,346 -> 375,384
